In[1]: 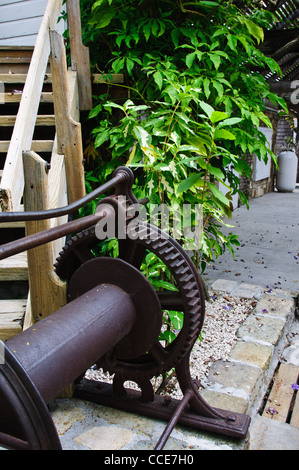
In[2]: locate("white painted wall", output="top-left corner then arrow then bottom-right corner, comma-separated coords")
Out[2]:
252,127 -> 273,181
0,0 -> 66,46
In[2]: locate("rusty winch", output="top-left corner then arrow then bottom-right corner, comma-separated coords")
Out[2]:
0,167 -> 250,450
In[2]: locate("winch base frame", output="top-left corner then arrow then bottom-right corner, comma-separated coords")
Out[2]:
74,378 -> 250,440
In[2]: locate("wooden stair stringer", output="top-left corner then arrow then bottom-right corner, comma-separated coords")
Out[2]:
0,55 -> 56,340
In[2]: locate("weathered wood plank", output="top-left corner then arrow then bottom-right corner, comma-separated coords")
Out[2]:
66,0 -> 92,111
23,150 -> 66,325
48,143 -> 68,259
49,30 -> 85,204
0,140 -> 54,153
290,389 -> 299,427
0,57 -> 31,64
0,298 -> 26,341
0,92 -> 53,103
0,115 -> 55,126
0,73 -> 52,83
0,252 -> 28,281
0,72 -> 123,85
262,363 -> 299,423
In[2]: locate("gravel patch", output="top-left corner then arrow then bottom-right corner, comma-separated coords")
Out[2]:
85,291 -> 256,399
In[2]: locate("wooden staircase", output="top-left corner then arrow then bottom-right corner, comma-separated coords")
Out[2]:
0,0 -> 91,342
0,47 -> 54,340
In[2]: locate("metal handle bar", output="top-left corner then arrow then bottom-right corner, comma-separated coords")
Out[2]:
0,167 -> 132,223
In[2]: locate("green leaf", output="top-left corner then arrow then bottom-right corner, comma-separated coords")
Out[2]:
198,1 -> 219,6
244,19 -> 264,43
151,20 -> 160,37
211,80 -> 224,99
88,103 -> 102,119
91,0 -> 107,11
199,101 -> 214,118
208,183 -> 230,207
111,57 -> 125,73
237,35 -> 251,54
133,125 -> 152,148
186,51 -> 196,68
214,128 -> 236,140
159,330 -> 176,344
210,111 -> 228,124
153,71 -> 163,90
209,53 -> 221,70
227,34 -> 238,52
171,28 -> 180,47
153,280 -> 178,291
126,58 -> 135,75
203,78 -> 211,99
143,22 -> 151,42
168,310 -> 184,330
177,173 -> 202,193
218,117 -> 243,127
95,8 -> 115,29
103,101 -> 124,112
179,144 -> 205,154
94,129 -> 110,148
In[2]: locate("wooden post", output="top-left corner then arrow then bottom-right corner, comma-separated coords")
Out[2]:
23,151 -> 67,325
66,0 -> 93,111
23,151 -> 73,397
49,30 -> 86,204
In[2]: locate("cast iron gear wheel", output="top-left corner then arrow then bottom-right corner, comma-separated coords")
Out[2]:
54,221 -> 205,379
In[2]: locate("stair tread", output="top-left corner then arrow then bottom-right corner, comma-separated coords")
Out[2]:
0,115 -> 55,126
0,57 -> 32,64
0,73 -> 52,84
0,139 -> 54,153
0,91 -> 53,103
0,252 -> 28,281
0,202 -> 25,228
0,298 -> 26,341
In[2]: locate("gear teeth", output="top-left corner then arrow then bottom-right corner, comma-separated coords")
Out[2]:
55,220 -> 205,379
179,273 -> 194,282
184,282 -> 197,291
164,251 -> 180,262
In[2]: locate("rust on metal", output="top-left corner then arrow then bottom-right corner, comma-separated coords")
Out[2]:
0,166 -> 251,450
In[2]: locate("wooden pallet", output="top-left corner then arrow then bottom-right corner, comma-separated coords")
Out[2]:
262,363 -> 299,427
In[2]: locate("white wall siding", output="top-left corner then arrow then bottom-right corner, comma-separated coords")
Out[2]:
252,127 -> 273,182
0,0 -> 66,46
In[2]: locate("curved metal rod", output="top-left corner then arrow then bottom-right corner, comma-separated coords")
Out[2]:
0,168 -> 130,223
0,211 -> 108,261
